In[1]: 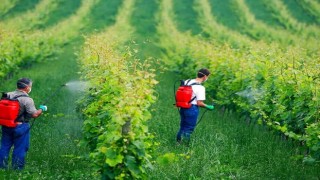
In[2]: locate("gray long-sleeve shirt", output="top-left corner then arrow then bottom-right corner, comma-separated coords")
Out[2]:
7,90 -> 37,122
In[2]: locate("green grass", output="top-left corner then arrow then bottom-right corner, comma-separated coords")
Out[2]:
40,0 -> 82,28
130,0 -> 158,37
244,0 -> 285,28
282,0 -> 319,25
81,0 -> 123,33
208,0 -> 242,31
172,0 -> 203,35
0,0 -> 40,20
130,0 -> 160,59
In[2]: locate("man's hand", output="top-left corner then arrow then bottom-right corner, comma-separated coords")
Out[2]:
205,104 -> 214,110
39,105 -> 48,112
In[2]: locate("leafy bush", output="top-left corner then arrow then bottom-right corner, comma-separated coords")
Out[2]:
79,35 -> 158,179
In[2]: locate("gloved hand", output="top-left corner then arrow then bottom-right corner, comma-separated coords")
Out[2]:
205,104 -> 214,110
39,105 -> 48,112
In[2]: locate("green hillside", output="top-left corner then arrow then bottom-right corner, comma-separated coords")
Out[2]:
0,0 -> 319,179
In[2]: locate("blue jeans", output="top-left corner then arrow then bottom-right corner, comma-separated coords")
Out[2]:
0,123 -> 30,170
177,105 -> 199,142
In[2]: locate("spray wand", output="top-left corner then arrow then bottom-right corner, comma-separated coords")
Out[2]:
196,101 -> 215,127
41,83 -> 67,105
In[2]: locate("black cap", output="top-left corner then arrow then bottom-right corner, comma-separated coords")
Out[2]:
197,68 -> 210,78
17,78 -> 32,89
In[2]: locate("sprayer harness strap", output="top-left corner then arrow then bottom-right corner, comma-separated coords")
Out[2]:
185,79 -> 200,104
12,94 -> 29,123
12,94 -> 34,139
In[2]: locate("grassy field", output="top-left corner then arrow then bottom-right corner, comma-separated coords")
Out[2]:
40,0 -> 82,28
0,0 -> 319,179
0,0 -> 40,20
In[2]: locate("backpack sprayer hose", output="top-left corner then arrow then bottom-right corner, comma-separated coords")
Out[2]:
196,101 -> 215,127
42,84 -> 67,105
174,80 -> 182,114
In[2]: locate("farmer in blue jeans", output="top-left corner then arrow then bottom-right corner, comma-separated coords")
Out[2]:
0,78 -> 47,170
177,68 -> 214,143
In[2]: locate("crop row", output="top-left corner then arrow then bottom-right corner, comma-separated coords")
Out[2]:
0,29 -> 57,79
0,0 -> 100,80
1,0 -> 318,80
78,0 -> 160,178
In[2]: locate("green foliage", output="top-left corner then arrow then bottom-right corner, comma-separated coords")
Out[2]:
79,36 -> 158,179
156,153 -> 177,165
0,29 -> 58,79
305,122 -> 320,160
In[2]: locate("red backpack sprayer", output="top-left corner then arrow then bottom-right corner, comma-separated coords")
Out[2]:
0,94 -> 28,127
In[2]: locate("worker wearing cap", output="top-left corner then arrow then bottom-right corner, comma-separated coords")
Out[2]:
176,68 -> 214,144
0,78 -> 47,170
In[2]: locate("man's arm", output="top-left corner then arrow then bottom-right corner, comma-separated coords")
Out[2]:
25,98 -> 44,118
31,109 -> 43,118
197,100 -> 214,110
197,100 -> 206,107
